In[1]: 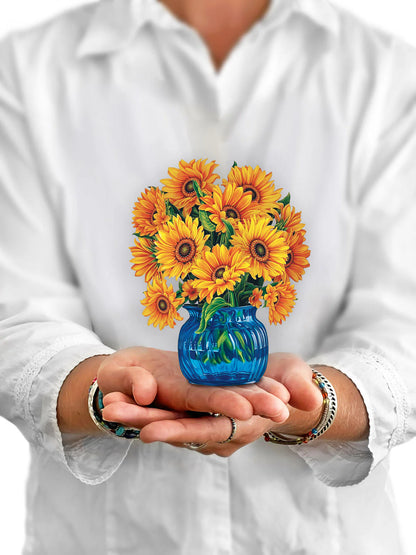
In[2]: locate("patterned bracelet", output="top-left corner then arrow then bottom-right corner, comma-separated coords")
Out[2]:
88,378 -> 141,440
263,370 -> 337,445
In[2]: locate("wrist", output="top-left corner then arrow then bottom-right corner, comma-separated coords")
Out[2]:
271,402 -> 323,437
57,354 -> 110,435
265,370 -> 338,445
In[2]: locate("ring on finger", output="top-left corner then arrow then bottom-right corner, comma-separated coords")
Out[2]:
183,442 -> 207,450
211,413 -> 237,444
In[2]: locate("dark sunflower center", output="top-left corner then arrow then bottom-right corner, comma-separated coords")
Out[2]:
224,205 -> 240,219
175,238 -> 196,263
213,266 -> 226,280
182,179 -> 199,197
243,185 -> 258,202
157,296 -> 169,313
286,251 -> 293,267
250,239 -> 269,262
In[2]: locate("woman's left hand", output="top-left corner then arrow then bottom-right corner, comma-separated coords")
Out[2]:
138,411 -> 278,456
138,352 -> 324,455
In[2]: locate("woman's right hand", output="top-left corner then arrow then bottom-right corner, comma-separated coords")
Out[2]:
98,346 -> 290,429
58,345 -> 290,437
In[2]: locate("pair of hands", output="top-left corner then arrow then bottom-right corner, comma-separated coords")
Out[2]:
97,347 -> 322,456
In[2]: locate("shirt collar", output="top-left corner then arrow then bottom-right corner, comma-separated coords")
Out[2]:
76,0 -> 339,58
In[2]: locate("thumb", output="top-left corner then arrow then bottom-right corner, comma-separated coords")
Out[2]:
283,370 -> 322,411
267,354 -> 322,412
98,356 -> 158,406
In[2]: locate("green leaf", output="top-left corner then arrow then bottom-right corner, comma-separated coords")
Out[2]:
274,218 -> 288,231
218,330 -> 232,351
196,297 -> 230,334
232,161 -> 238,168
219,343 -> 232,364
133,232 -> 155,240
193,180 -> 204,201
281,193 -> 291,206
205,235 -> 214,249
234,272 -> 249,305
190,206 -> 200,219
166,200 -> 182,219
236,348 -> 246,363
199,210 -> 217,232
220,219 -> 234,247
233,330 -> 246,349
176,281 -> 184,299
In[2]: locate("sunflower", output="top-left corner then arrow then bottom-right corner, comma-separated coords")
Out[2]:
231,217 -> 289,281
200,181 -> 260,232
155,215 -> 207,279
264,280 -> 297,325
181,279 -> 199,301
192,244 -> 250,303
248,287 -> 263,308
227,164 -> 282,213
141,277 -> 183,330
130,237 -> 160,283
161,159 -> 220,217
132,187 -> 169,236
275,204 -> 305,236
284,231 -> 311,282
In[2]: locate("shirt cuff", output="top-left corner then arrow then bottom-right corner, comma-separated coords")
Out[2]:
289,347 -> 409,487
28,340 -> 133,485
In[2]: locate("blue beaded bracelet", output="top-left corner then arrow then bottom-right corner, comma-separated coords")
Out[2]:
88,378 -> 141,440
263,370 -> 337,445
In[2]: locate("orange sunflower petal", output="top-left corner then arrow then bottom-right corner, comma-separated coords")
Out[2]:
200,182 -> 261,232
264,281 -> 297,325
132,187 -> 169,236
231,217 -> 289,281
141,277 -> 183,330
154,215 -> 207,279
226,164 -> 282,214
284,231 -> 311,282
161,159 -> 220,217
192,244 -> 249,303
130,237 -> 160,282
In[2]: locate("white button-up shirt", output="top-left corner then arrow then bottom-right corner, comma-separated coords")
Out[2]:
1,0 -> 416,553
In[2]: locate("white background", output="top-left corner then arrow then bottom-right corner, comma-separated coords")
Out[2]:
0,1 -> 415,554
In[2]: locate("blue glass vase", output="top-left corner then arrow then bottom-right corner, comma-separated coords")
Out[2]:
178,305 -> 268,386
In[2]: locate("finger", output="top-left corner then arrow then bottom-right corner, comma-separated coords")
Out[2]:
102,402 -> 186,428
103,392 -> 136,405
157,379 -> 255,420
157,376 -> 292,421
274,357 -> 322,411
226,382 -> 290,421
139,414 -> 234,444
256,376 -> 291,403
97,364 -> 157,406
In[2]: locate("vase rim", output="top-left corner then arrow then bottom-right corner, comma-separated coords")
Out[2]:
183,303 -> 255,311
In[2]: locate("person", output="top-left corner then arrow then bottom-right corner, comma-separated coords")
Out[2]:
0,0 -> 415,553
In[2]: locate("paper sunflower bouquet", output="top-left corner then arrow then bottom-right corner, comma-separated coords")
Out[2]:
130,160 -> 310,385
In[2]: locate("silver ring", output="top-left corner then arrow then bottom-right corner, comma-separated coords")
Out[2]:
183,442 -> 207,450
213,414 -> 237,444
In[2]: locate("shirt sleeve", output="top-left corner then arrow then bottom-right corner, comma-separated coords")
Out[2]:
290,38 -> 416,487
0,33 -> 132,485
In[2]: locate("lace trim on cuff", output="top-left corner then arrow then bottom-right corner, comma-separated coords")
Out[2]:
13,334 -> 107,442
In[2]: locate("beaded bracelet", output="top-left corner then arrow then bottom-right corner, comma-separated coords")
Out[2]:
88,378 -> 141,440
263,370 -> 337,445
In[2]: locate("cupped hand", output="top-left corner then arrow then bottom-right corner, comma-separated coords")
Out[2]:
139,413 -> 279,457
136,352 -> 323,456
96,346 -> 291,429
